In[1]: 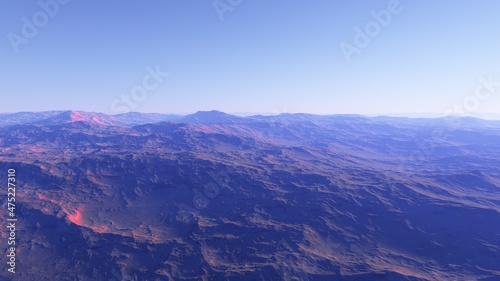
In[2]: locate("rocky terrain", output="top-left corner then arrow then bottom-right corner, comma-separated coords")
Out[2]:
0,110 -> 499,280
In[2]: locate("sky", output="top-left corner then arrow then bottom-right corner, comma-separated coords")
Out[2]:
1,0 -> 500,116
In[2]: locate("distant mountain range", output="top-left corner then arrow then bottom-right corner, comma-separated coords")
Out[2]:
0,111 -> 499,280
2,110 -> 500,126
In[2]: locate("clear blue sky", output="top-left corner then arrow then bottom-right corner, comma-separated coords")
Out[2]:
1,0 -> 500,115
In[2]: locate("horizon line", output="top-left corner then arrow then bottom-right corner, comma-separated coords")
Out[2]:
2,109 -> 500,120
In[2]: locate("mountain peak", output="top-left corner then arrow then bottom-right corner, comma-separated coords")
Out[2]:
192,110 -> 229,117
181,110 -> 245,124
49,111 -> 115,126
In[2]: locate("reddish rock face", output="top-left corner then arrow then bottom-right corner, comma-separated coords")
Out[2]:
0,111 -> 499,280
